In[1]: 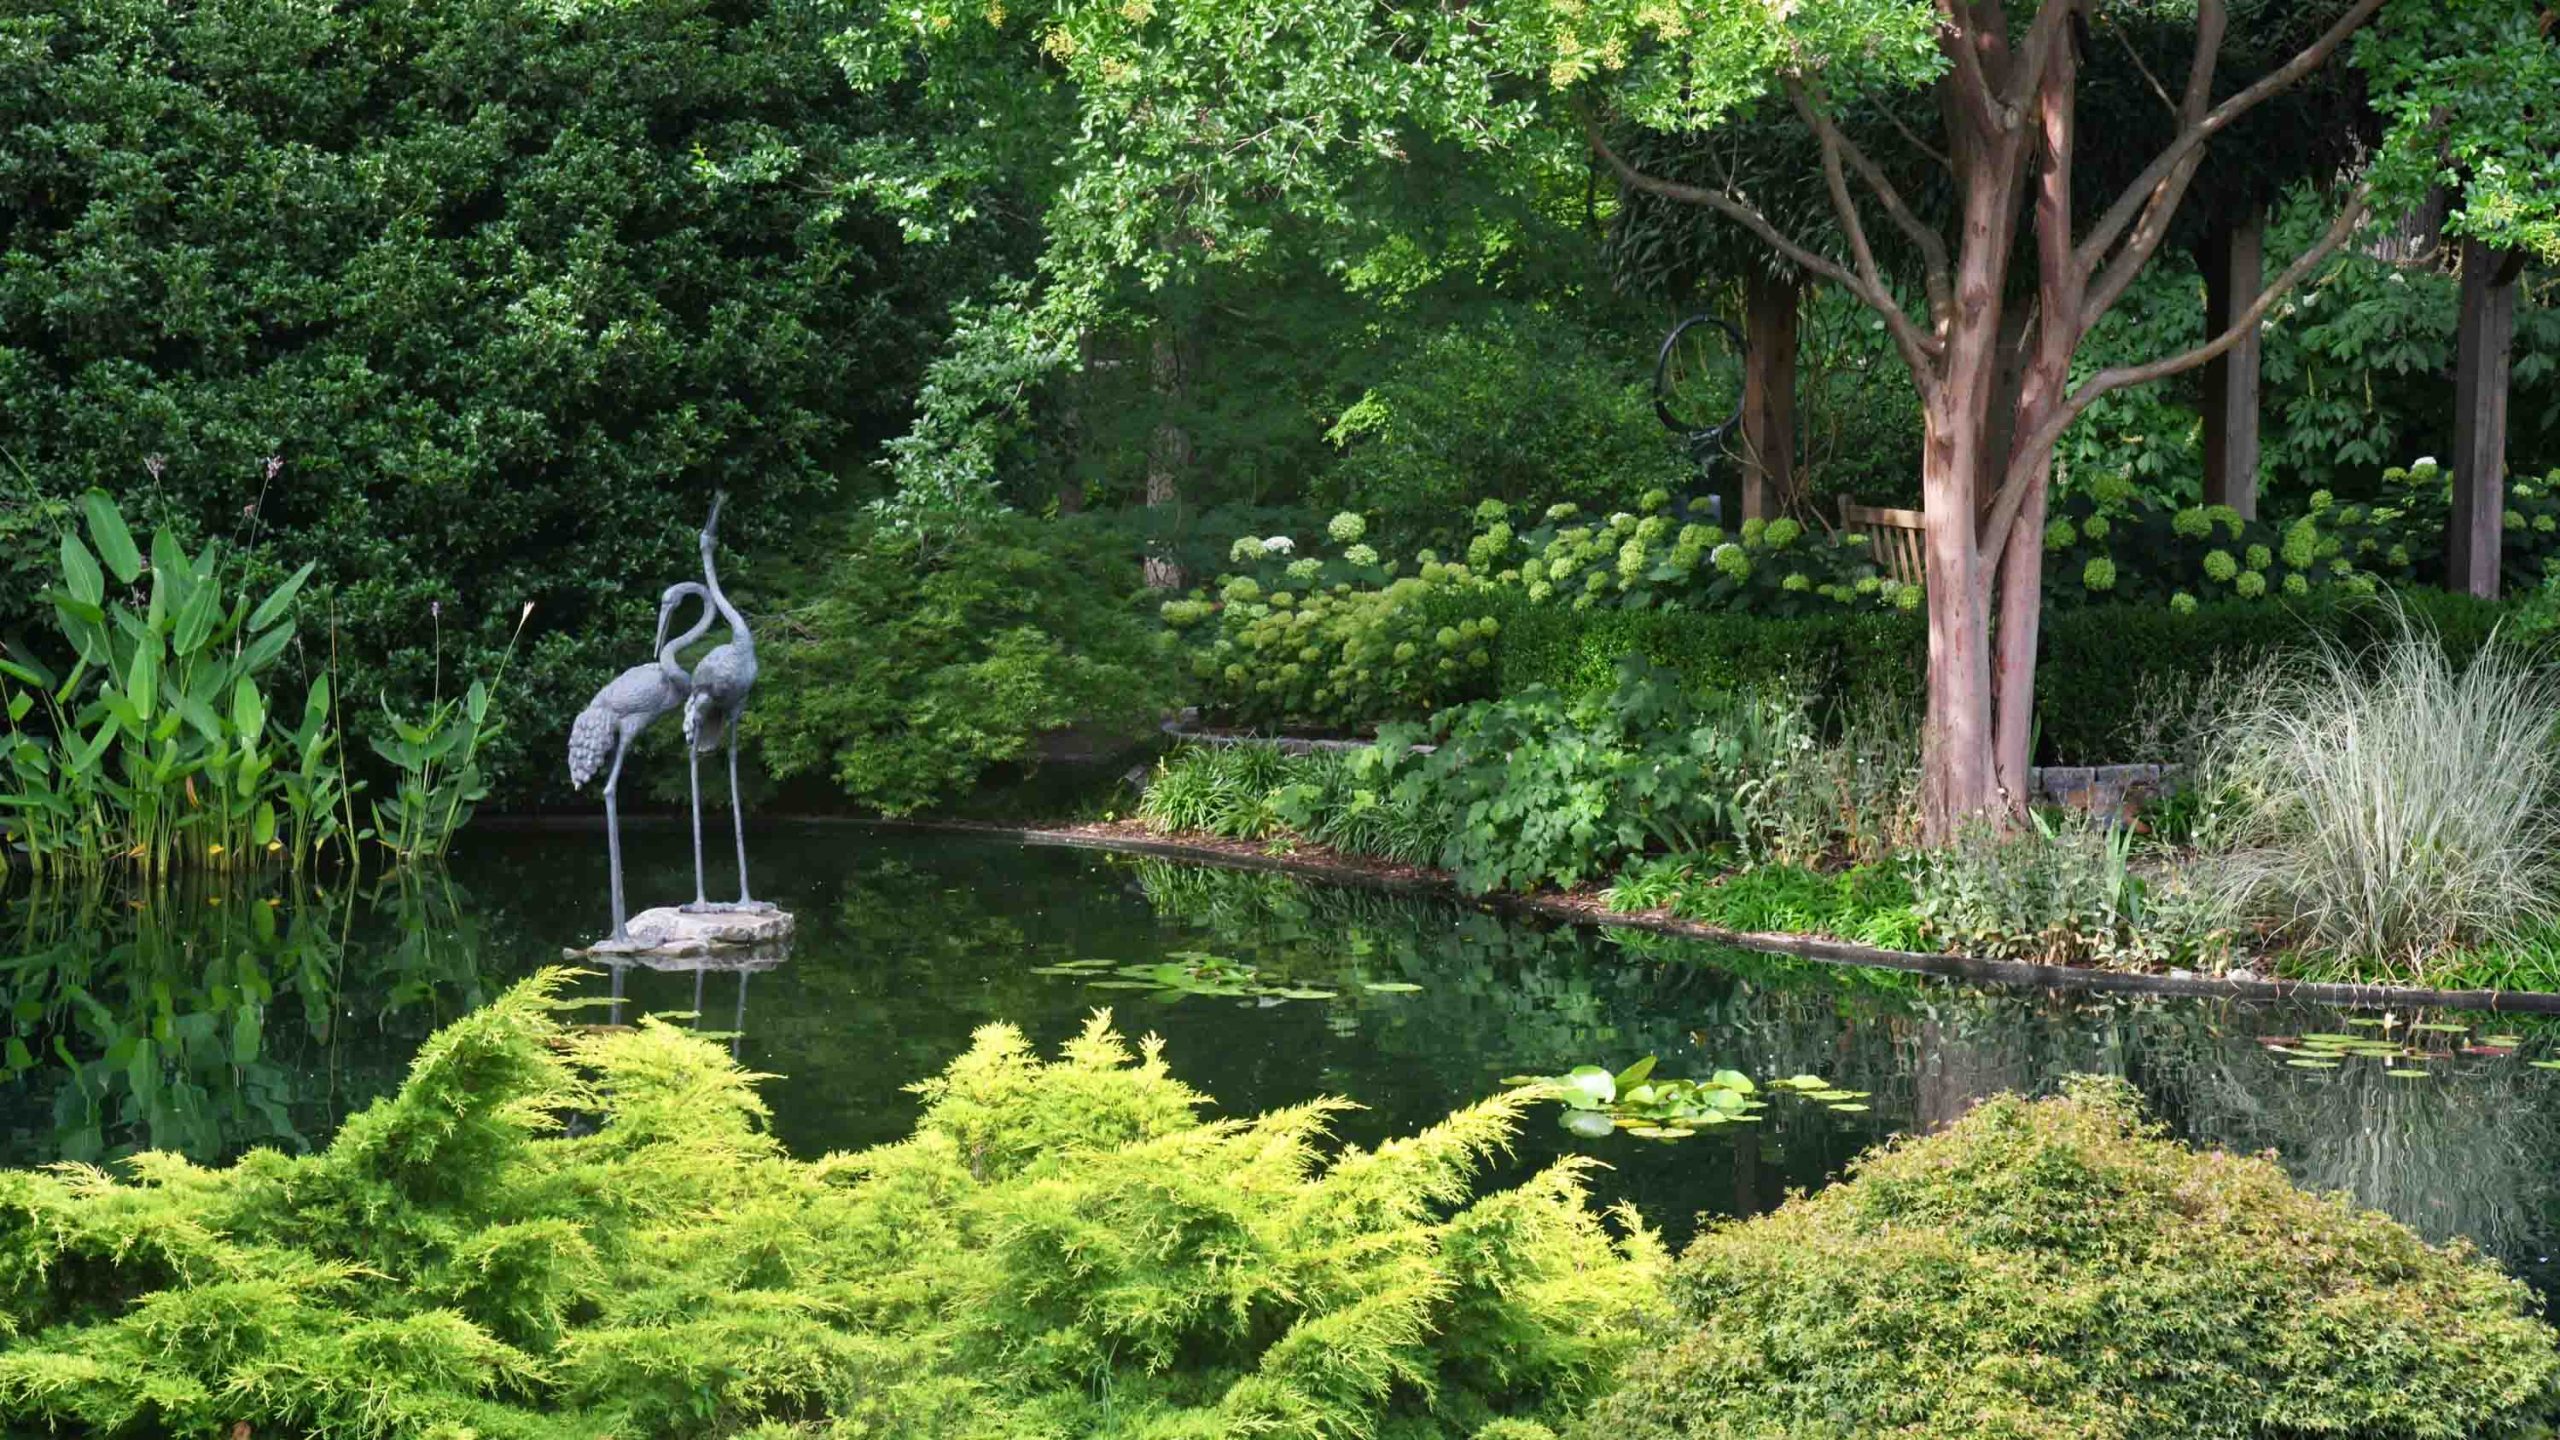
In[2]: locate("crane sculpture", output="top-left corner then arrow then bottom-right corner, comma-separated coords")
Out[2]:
568,580 -> 717,942
681,491 -> 769,914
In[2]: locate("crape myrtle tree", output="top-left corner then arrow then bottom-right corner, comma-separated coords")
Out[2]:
844,0 -> 2559,836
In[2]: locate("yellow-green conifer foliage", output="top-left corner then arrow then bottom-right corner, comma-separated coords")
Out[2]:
0,971 -> 1664,1437
1591,1077 -> 2560,1440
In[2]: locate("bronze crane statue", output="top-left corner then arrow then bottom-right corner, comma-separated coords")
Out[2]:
568,580 -> 717,942
681,492 -> 768,913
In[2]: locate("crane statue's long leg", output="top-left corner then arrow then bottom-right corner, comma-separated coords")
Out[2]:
727,725 -> 754,908
686,736 -> 709,912
604,731 -> 632,943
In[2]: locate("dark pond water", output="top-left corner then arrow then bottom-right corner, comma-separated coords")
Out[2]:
7,822 -> 2560,1290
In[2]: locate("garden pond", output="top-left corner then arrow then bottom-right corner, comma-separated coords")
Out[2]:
7,823 -> 2560,1291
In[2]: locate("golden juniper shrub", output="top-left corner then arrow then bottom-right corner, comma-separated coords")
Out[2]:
1586,1077 -> 2560,1440
0,972 -> 1663,1438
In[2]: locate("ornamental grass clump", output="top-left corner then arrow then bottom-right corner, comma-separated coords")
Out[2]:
2200,611 -> 2560,978
0,970 -> 1665,1438
1590,1077 -> 2560,1440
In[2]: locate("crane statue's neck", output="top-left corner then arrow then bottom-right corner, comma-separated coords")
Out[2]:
701,541 -> 754,655
658,584 -> 714,683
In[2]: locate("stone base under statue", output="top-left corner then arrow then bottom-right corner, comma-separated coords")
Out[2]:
565,903 -> 794,962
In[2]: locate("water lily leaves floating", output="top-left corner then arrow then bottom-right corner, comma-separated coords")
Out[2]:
1507,1060 -> 1870,1139
1029,950 -> 1393,1006
1362,982 -> 1423,994
2266,1014 -> 2560,1080
1560,1109 -> 1616,1140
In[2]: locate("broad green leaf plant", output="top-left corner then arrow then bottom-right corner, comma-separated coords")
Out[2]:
0,493 -> 352,879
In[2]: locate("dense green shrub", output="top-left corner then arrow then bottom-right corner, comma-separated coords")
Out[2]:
1909,814 -> 2229,970
1480,495 -> 1905,617
1495,587 -> 2508,764
748,515 -> 1172,815
1395,668 -> 1806,894
0,970 -> 1667,1437
0,0 -> 974,800
1164,516 -> 1504,729
2038,463 -> 2560,608
1591,1078 -> 2560,1440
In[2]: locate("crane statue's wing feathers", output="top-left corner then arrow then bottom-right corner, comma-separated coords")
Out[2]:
567,703 -> 613,789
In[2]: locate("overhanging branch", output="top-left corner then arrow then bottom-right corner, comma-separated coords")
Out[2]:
1983,183 -> 2373,559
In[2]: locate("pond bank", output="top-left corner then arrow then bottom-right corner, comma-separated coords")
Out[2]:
816,816 -> 2560,1015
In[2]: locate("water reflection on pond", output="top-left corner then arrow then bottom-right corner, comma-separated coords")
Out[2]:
4,824 -> 2557,1291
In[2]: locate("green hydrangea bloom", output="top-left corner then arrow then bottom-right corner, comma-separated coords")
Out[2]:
1712,543 -> 1750,580
2282,572 -> 2309,597
1544,503 -> 1579,523
1327,511 -> 1366,544
1762,517 -> 1802,548
1639,487 -> 1672,513
2045,518 -> 2078,551
2081,515 -> 2111,541
2206,505 -> 2245,539
1740,517 -> 1768,543
1893,585 -> 1922,611
2203,549 -> 2238,582
2506,510 -> 2527,531
2308,489 -> 2334,513
1782,572 -> 1810,592
2170,591 -> 2197,614
1584,569 -> 1610,592
1286,558 -> 1321,583
1855,576 -> 1881,594
1474,498 -> 1510,525
1344,543 -> 1379,567
2244,544 -> 2271,571
2172,507 -> 2212,539
1526,581 -> 1553,604
1222,576 -> 1263,603
2280,520 -> 2317,571
2235,570 -> 2267,598
1617,540 -> 1647,579
2082,556 -> 2116,591
2388,544 -> 2411,567
1434,626 -> 1459,648
2536,515 -> 2556,534
1393,641 -> 1417,663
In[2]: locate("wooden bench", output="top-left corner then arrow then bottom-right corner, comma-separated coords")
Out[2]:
1838,494 -> 1926,585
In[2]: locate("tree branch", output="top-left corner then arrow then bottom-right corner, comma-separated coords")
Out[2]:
2073,0 -> 2380,279
1787,82 -> 1955,329
1581,120 -> 1849,292
2001,0 -> 2078,116
1985,183 -> 2373,556
1935,0 -> 2006,136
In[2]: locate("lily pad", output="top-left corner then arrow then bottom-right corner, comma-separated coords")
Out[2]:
1559,1109 -> 1616,1139
2284,1059 -> 2339,1069
1361,982 -> 1423,994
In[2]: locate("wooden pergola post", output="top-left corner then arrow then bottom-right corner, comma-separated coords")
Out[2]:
1740,268 -> 1801,521
2447,237 -> 2523,599
2198,205 -> 2266,519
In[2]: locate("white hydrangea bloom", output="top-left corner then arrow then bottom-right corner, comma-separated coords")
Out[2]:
1263,535 -> 1295,555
